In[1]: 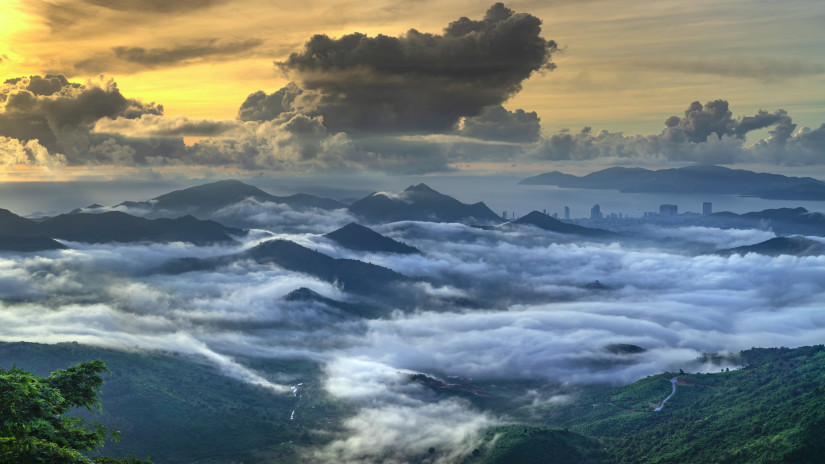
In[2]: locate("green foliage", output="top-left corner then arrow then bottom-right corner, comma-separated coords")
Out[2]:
562,345 -> 825,463
0,360 -> 134,464
461,425 -> 610,464
0,342 -> 348,464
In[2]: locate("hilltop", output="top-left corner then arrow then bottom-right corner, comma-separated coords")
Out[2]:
324,222 -> 420,254
348,183 -> 502,224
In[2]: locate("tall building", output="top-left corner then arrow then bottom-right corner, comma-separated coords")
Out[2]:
590,204 -> 602,220
659,204 -> 678,216
703,202 -> 712,215
502,211 -> 507,220
564,206 -> 570,220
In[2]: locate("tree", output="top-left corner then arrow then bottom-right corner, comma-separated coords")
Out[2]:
0,360 -> 151,464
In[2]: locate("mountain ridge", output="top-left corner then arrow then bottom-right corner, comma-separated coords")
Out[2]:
520,165 -> 825,200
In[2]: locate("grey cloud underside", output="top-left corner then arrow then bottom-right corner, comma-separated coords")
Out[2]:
0,76 -> 162,165
533,100 -> 825,165
457,105 -> 541,143
273,3 -> 556,134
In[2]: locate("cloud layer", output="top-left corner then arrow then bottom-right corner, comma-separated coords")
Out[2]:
2,205 -> 825,458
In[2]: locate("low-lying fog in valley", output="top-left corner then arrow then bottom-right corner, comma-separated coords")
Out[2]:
2,185 -> 825,462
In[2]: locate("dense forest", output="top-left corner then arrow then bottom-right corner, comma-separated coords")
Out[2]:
2,342 -> 824,463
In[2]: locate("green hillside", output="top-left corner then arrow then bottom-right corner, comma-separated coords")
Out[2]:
3,342 -> 823,463
582,345 -> 825,463
0,342 -> 345,464
414,345 -> 825,464
461,426 -> 610,464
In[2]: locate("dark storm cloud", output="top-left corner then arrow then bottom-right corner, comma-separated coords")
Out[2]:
0,75 -> 163,165
275,3 -> 557,134
661,100 -> 736,144
531,100 -> 825,165
74,39 -> 264,73
238,82 -> 303,122
457,105 -> 541,143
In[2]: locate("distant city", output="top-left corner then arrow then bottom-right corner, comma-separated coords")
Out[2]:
503,201 -> 713,223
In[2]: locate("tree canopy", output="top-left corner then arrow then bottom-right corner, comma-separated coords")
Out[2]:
0,360 -> 150,464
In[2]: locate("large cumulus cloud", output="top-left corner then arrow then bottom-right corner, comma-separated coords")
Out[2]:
0,75 -> 163,165
531,100 -> 825,165
272,3 -> 556,135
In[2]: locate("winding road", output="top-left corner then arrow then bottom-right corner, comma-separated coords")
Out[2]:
654,377 -> 678,411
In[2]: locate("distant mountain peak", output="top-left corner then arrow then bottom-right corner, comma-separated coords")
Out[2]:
325,222 -> 419,254
403,183 -> 438,194
348,184 -> 501,224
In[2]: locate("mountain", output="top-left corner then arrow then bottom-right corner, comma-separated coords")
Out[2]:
284,286 -> 384,318
0,235 -> 67,252
716,236 -> 825,257
117,179 -> 345,217
324,222 -> 420,254
0,209 -> 241,245
701,207 -> 825,235
519,165 -> 825,200
509,211 -> 614,237
348,183 -> 502,224
162,238 -> 408,296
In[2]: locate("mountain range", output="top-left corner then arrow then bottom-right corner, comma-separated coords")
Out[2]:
0,209 -> 242,246
161,238 -> 409,297
520,165 -> 825,200
115,179 -> 345,218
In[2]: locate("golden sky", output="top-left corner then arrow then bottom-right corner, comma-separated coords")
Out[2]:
3,0 -> 822,132
1,0 -> 824,179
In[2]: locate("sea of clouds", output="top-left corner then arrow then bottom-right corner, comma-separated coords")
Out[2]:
1,207 -> 824,462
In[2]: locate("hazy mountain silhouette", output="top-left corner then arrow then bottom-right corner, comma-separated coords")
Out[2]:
520,165 -> 825,200
716,236 -> 825,257
0,235 -> 67,252
508,211 -> 614,237
162,239 -> 408,295
284,287 -> 384,318
702,207 -> 825,235
117,179 -> 345,217
324,222 -> 420,254
0,209 -> 241,245
348,183 -> 502,224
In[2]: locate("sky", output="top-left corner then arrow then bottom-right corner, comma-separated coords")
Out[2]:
1,0 -> 825,181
